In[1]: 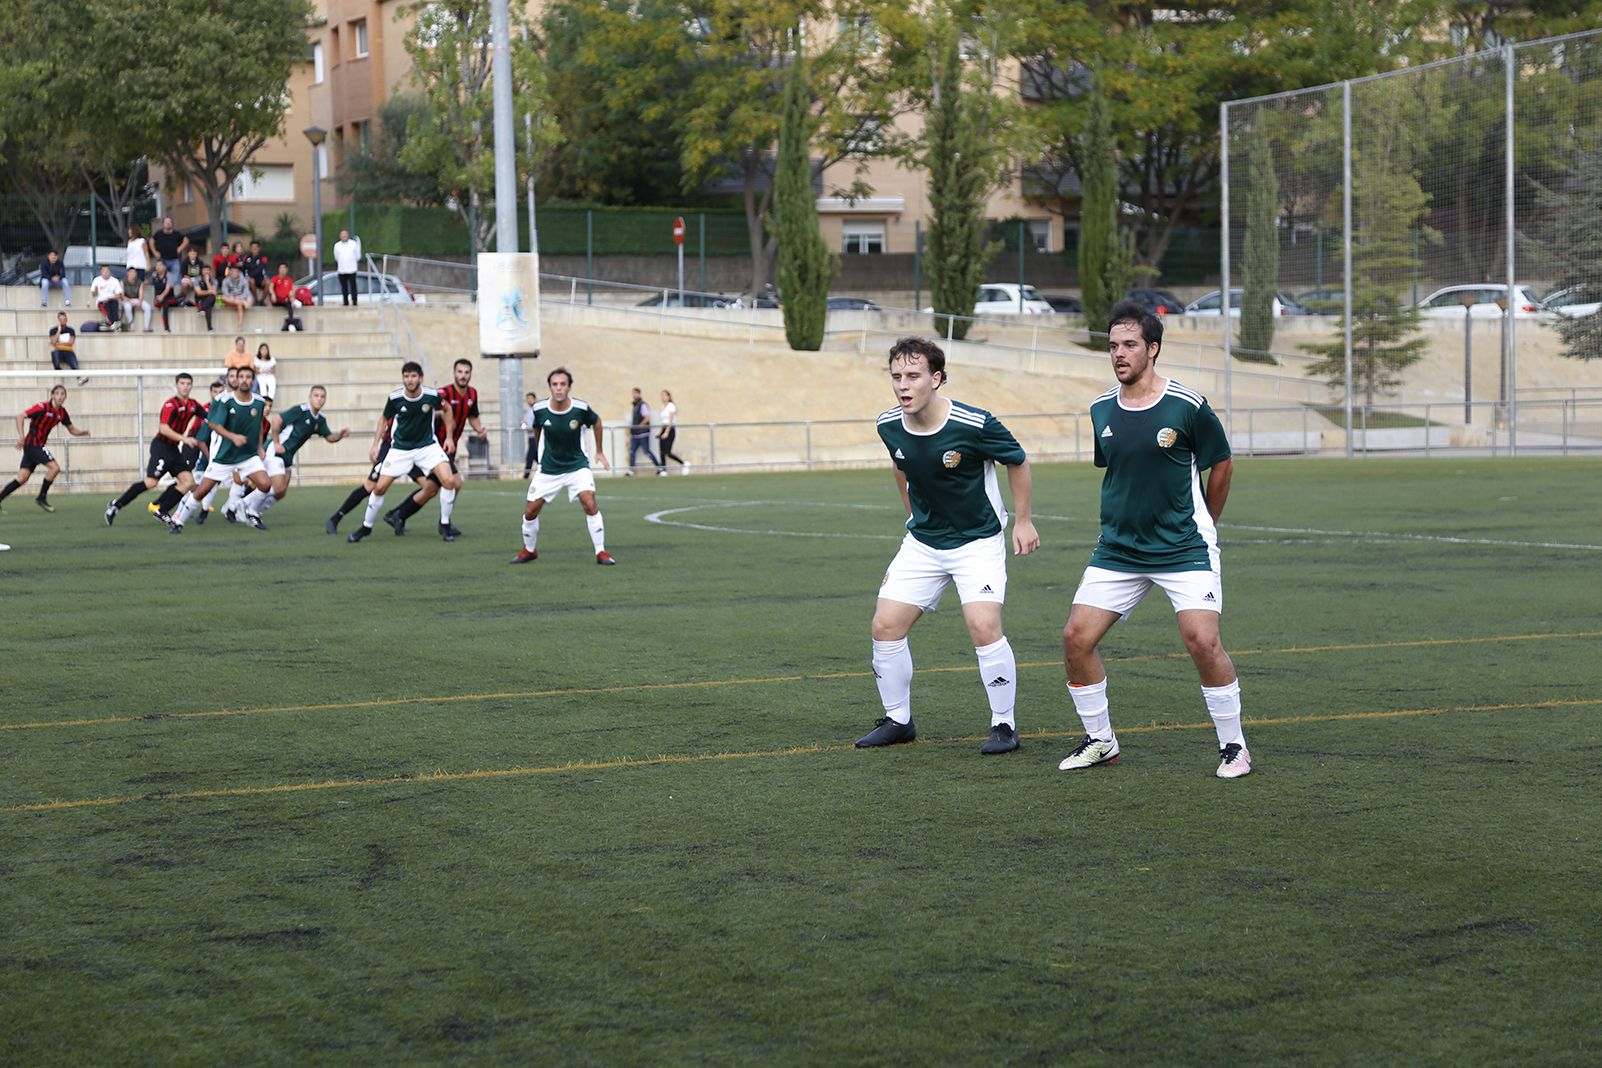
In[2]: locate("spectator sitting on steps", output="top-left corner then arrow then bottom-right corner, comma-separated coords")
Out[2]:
219,265 -> 253,331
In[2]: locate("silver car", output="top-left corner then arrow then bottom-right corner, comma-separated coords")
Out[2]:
295,270 -> 416,304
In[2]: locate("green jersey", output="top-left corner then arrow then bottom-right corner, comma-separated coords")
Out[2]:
876,398 -> 1026,550
383,387 -> 442,450
208,393 -> 267,466
1088,379 -> 1231,573
532,398 -> 599,475
276,403 -> 331,466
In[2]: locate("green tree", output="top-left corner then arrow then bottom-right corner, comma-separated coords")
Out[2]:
1303,82 -> 1434,409
1530,147 -> 1602,361
773,53 -> 838,351
399,0 -> 557,252
1239,121 -> 1280,357
339,95 -> 448,207
1077,68 -> 1134,339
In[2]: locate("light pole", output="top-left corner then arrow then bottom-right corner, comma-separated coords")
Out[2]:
304,126 -> 327,306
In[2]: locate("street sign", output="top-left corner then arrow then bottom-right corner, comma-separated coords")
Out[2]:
299,234 -> 318,259
672,217 -> 685,246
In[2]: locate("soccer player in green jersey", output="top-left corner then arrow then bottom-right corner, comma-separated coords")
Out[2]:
1058,301 -> 1251,779
170,366 -> 270,534
348,362 -> 462,543
858,337 -> 1039,755
234,385 -> 351,526
512,366 -> 616,565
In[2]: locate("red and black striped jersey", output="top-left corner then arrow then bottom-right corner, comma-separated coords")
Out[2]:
158,395 -> 205,440
22,401 -> 71,447
435,384 -> 479,445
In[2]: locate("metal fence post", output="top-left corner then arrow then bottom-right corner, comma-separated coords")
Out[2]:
804,421 -> 813,468
1341,79 -> 1354,459
585,210 -> 593,305
1504,43 -> 1518,455
708,423 -> 717,469
1220,101 -> 1233,439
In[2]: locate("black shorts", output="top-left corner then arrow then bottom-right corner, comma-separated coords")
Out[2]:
179,444 -> 202,470
20,445 -> 54,471
366,439 -> 392,483
146,439 -> 189,480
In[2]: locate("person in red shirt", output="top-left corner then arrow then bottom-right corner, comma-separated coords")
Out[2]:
0,385 -> 92,513
381,358 -> 485,541
103,372 -> 206,525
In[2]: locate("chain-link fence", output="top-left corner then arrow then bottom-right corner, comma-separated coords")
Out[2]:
1222,29 -> 1602,453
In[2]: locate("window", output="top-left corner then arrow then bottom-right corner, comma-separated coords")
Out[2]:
1028,220 -> 1051,253
355,121 -> 372,155
231,165 -> 295,202
837,15 -> 879,54
330,26 -> 340,65
312,42 -> 324,84
1193,292 -> 1221,311
353,19 -> 369,58
842,221 -> 886,255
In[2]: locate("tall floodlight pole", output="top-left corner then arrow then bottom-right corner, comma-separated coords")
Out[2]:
1341,80 -> 1354,458
304,126 -> 326,306
491,0 -> 523,473
1219,102 -> 1232,440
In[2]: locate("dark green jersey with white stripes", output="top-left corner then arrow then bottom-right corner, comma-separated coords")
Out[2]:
382,387 -> 442,451
876,399 -> 1026,550
208,393 -> 267,466
1088,379 -> 1231,573
276,403 -> 332,466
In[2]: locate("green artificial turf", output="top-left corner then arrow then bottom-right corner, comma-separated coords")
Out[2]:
2,458 -> 1599,1065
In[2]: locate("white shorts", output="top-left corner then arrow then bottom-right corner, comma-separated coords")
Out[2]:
878,532 -> 1007,612
199,455 -> 266,487
381,441 -> 449,479
528,467 -> 597,503
1072,565 -> 1222,618
264,453 -> 287,478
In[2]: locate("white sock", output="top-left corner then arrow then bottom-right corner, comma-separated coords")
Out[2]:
243,488 -> 271,515
201,485 -> 217,509
1068,678 -> 1113,741
871,637 -> 914,724
586,511 -> 605,553
975,637 -> 1017,728
361,492 -> 386,529
439,487 -> 457,523
225,479 -> 249,513
521,516 -> 540,552
257,492 -> 279,514
1203,680 -> 1245,747
173,492 -> 198,525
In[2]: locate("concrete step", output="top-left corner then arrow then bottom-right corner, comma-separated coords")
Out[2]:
0,303 -> 388,335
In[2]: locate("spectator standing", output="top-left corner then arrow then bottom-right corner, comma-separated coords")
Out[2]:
147,216 -> 189,281
125,224 -> 150,283
333,229 -> 362,305
48,313 -> 86,384
520,391 -> 539,477
91,266 -> 125,331
219,265 -> 253,331
39,250 -> 71,307
658,389 -> 689,473
149,262 -> 181,332
254,343 -> 278,401
121,267 -> 153,332
626,387 -> 662,475
193,267 -> 218,331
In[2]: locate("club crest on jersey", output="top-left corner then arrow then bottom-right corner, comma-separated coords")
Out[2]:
569,418 -> 579,429
1156,427 -> 1177,448
941,450 -> 962,469
422,404 -> 432,414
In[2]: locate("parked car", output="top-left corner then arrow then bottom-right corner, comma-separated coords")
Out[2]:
973,283 -> 1053,315
1296,287 -> 1346,314
1538,285 -> 1599,319
295,270 -> 416,304
1122,287 -> 1186,316
1415,283 -> 1544,319
1042,293 -> 1083,314
1184,289 -> 1308,317
826,296 -> 881,311
637,291 -> 731,308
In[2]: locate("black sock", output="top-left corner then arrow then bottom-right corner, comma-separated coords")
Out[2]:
36,478 -> 53,501
154,486 -> 183,512
394,496 -> 423,521
336,486 -> 370,517
0,479 -> 18,503
114,482 -> 147,508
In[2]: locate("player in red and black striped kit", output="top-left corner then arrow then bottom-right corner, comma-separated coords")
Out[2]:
104,372 -> 206,525
381,358 -> 485,541
1,385 -> 91,513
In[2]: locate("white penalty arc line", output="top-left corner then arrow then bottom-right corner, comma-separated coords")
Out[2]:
643,501 -> 1602,552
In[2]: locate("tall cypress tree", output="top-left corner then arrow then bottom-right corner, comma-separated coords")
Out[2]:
1077,68 -> 1132,340
1239,121 -> 1280,358
773,51 -> 837,352
926,18 -> 998,342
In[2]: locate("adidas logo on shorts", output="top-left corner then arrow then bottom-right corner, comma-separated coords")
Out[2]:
1204,591 -> 1216,602
980,584 -> 994,593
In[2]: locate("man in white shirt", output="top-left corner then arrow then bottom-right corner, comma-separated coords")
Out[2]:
333,229 -> 362,306
90,266 -> 126,331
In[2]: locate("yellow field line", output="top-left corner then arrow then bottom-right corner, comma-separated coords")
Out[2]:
3,629 -> 1600,734
4,696 -> 1598,815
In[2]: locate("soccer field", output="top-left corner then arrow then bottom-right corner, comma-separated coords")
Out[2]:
3,458 -> 1600,1065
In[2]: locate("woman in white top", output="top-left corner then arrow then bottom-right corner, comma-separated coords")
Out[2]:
254,342 -> 278,400
125,224 -> 150,282
657,390 -> 688,473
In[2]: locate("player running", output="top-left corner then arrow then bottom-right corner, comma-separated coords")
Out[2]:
855,337 -> 1038,756
234,385 -> 351,526
382,357 -> 485,541
346,362 -> 462,543
1,386 -> 92,513
1058,300 -> 1250,779
150,377 -> 226,523
105,373 -> 205,525
512,366 -> 615,565
168,367 -> 270,534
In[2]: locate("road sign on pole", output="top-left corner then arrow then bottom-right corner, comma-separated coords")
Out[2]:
674,216 -> 685,306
